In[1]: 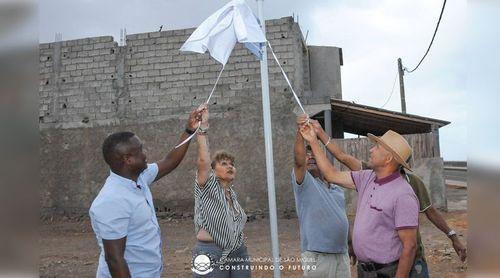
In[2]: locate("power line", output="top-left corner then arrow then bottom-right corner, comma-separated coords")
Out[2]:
405,0 -> 447,73
380,70 -> 398,109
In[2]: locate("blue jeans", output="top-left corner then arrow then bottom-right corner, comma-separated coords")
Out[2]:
410,258 -> 429,278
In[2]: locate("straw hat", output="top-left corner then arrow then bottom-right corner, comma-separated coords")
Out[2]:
367,130 -> 413,170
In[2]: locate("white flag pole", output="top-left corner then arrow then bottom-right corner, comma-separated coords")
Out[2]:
256,1 -> 281,277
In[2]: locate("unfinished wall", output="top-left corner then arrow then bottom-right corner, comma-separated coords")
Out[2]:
308,46 -> 343,103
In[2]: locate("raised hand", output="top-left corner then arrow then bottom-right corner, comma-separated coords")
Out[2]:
186,109 -> 200,131
299,123 -> 317,143
187,105 -> 205,131
199,104 -> 209,130
309,119 -> 323,134
296,113 -> 309,127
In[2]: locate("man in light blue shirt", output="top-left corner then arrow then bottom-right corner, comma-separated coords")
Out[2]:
292,115 -> 351,278
89,107 -> 202,278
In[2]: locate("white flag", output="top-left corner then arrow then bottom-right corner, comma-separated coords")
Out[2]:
180,0 -> 267,65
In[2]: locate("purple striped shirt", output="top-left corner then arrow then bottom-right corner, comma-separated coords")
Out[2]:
351,170 -> 419,263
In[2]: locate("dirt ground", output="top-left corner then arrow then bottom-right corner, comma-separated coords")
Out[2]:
40,186 -> 467,277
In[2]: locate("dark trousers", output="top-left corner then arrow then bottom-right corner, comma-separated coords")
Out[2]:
192,241 -> 251,278
357,258 -> 429,278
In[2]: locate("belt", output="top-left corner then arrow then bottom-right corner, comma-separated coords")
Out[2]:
359,260 -> 399,272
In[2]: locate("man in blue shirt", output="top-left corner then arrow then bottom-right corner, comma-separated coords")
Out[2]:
89,107 -> 203,278
291,115 -> 351,278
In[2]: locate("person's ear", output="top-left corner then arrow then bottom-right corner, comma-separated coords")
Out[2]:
122,153 -> 132,165
385,154 -> 394,166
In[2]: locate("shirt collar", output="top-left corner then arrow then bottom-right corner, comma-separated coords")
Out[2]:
109,170 -> 141,189
374,171 -> 401,185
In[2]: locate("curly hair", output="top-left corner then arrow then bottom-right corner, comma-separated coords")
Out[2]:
211,150 -> 235,169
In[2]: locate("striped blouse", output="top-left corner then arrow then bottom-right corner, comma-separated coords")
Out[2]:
194,171 -> 247,263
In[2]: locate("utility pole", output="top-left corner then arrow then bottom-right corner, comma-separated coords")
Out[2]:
397,58 -> 407,114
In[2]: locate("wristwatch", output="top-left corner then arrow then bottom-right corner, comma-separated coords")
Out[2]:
447,230 -> 457,238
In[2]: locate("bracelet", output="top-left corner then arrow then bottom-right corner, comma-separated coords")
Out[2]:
324,137 -> 332,147
185,128 -> 196,135
197,126 -> 208,135
447,230 -> 457,238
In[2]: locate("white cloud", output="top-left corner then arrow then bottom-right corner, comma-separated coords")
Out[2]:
306,0 -> 467,160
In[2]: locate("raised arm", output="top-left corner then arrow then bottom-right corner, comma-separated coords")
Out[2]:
299,123 -> 355,189
196,105 -> 211,187
293,114 -> 308,184
154,106 -> 203,182
309,119 -> 363,171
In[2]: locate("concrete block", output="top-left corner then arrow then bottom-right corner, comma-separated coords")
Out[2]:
173,55 -> 185,62
149,32 -> 161,38
160,69 -> 173,76
413,157 -> 447,210
154,63 -> 168,70
144,51 -> 156,58
148,70 -> 160,76
70,70 -> 82,77
82,69 -> 92,75
138,46 -> 149,52
157,56 -> 173,63
83,44 -> 94,51
77,51 -> 89,58
138,33 -> 149,40
156,37 -> 169,44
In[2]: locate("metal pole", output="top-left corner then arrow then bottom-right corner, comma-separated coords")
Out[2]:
397,58 -> 407,114
256,0 -> 281,277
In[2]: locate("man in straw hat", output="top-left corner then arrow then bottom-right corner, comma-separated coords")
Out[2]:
299,121 -> 419,278
305,118 -> 466,277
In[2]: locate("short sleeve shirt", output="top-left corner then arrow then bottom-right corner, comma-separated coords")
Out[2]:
291,169 -> 349,254
194,170 -> 247,263
361,161 -> 431,260
89,163 -> 162,278
361,161 -> 431,212
351,170 -> 419,263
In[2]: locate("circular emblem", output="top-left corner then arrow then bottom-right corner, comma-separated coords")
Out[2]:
191,253 -> 215,275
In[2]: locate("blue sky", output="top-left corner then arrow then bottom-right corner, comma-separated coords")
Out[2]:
38,0 -> 498,163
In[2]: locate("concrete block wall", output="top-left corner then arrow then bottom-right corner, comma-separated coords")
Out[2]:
39,17 -> 310,130
39,36 -> 120,128
39,17 -> 323,216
